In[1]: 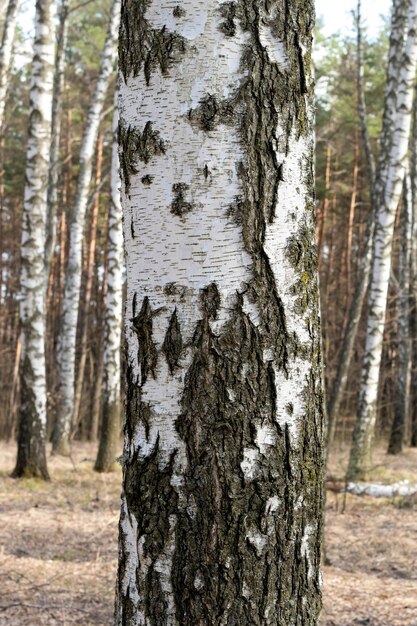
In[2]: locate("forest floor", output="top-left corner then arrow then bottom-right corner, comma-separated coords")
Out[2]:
0,441 -> 416,625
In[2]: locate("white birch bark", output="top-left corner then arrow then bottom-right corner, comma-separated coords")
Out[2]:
116,0 -> 324,623
348,0 -> 417,480
0,0 -> 20,133
12,0 -> 55,480
95,88 -> 124,472
53,0 -> 120,455
45,0 -> 70,281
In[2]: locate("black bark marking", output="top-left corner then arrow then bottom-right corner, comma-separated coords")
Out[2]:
130,216 -> 135,239
131,297 -> 158,384
173,5 -> 186,17
188,94 -> 235,131
200,282 -> 221,320
226,196 -> 244,225
162,309 -> 183,373
219,2 -> 237,37
141,174 -> 154,186
170,183 -> 194,217
125,363 -> 152,440
203,164 -> 210,180
120,0 -> 187,83
120,123 -> 166,194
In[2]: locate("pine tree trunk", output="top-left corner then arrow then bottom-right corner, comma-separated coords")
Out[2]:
348,0 -> 417,481
12,0 -> 56,480
53,0 -> 120,455
115,2 -> 324,624
95,94 -> 123,473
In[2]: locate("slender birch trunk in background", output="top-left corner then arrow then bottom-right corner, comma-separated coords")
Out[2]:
409,87 -> 417,447
12,0 -> 55,480
327,0 -> 378,443
72,132 -> 103,432
0,0 -> 20,304
0,0 -> 20,134
348,0 -> 417,481
115,1 -> 324,623
317,122 -> 332,269
346,133 -> 359,300
95,93 -> 123,473
53,0 -> 120,455
388,172 -> 412,454
45,0 -> 70,282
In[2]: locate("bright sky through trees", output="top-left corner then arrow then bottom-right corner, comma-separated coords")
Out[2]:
316,0 -> 391,37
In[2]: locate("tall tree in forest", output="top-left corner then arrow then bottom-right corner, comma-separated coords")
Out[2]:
0,0 -> 20,134
45,0 -> 70,280
95,90 -> 123,473
12,0 -> 56,479
327,0 -> 387,442
388,171 -> 412,454
115,1 -> 324,623
53,0 -> 120,455
348,0 -> 417,481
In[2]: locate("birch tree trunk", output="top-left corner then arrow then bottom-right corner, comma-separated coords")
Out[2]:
409,84 -> 417,448
327,0 -> 377,443
45,0 -> 70,281
348,0 -> 417,481
388,172 -> 412,454
0,0 -> 20,134
115,1 -> 324,623
53,0 -> 120,455
95,93 -> 123,473
12,0 -> 55,480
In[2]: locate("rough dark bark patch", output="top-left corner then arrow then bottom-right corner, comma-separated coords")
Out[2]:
188,93 -> 236,131
119,123 -> 166,194
170,183 -> 195,217
162,309 -> 183,373
173,5 -> 186,18
219,2 -> 237,37
12,357 -> 49,480
120,0 -> 187,83
131,296 -> 158,384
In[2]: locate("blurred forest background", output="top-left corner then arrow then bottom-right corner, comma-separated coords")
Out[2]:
0,0 -> 416,625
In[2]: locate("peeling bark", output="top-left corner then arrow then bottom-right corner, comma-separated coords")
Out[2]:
116,1 -> 323,624
12,0 -> 56,480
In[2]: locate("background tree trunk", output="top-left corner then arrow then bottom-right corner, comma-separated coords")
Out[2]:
95,92 -> 123,473
53,0 -> 120,455
388,172 -> 412,454
12,0 -> 56,480
115,1 -> 324,624
348,0 -> 417,480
